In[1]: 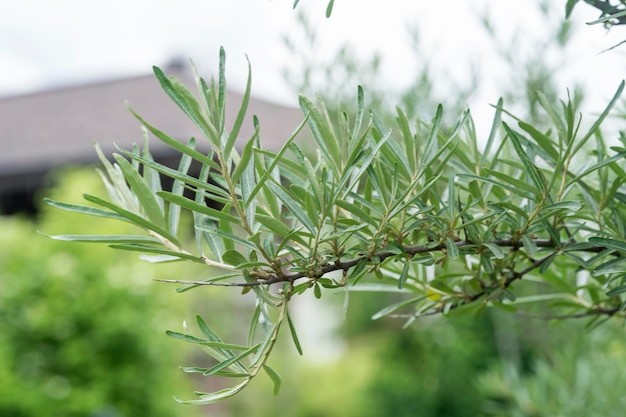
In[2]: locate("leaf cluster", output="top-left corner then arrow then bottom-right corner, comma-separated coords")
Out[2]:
46,47 -> 626,402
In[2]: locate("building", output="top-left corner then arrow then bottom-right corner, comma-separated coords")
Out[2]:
0,62 -> 304,214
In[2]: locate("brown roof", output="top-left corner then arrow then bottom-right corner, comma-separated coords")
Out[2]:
0,64 -> 304,192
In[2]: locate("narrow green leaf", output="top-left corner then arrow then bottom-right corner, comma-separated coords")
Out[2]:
518,121 -> 559,163
342,284 -> 350,319
521,235 -> 538,256
342,129 -> 393,194
481,253 -> 494,273
586,9 -> 626,25
191,60 -> 212,121
540,200 -> 582,213
335,199 -> 377,226
127,105 -> 219,170
381,134 -> 411,181
180,366 -> 210,374
372,296 -> 426,320
286,310 -> 303,355
480,98 -> 503,167
536,91 -> 567,139
152,66 -> 218,144
166,330 -> 206,344
158,191 -> 239,224
224,54 -> 252,159
313,282 -> 322,299
117,146 -> 229,201
222,250 -> 248,267
204,343 -> 260,376
194,164 -> 218,256
502,123 -> 546,196
195,315 -> 225,346
44,198 -> 127,222
217,46 -> 227,145
483,242 -> 505,259
113,154 -> 166,229
565,0 -> 580,18
299,95 -> 341,174
348,283 -> 411,293
139,254 -> 186,263
266,181 -> 316,234
395,107 -> 417,171
173,273 -> 242,293
195,223 -> 258,252
247,115 -> 308,205
231,133 -> 256,185
217,203 -> 235,254
93,141 -> 118,184
290,182 -> 316,208
593,258 -> 626,275
167,138 -> 195,236
325,0 -> 334,17
175,380 -> 249,405
349,85 -> 366,153
568,152 -> 626,185
419,104 -> 443,167
263,365 -> 282,395
108,244 -> 205,263
82,193 -> 181,247
140,133 -> 164,210
493,202 -> 529,220
410,254 -> 435,266
589,237 -> 626,253
606,285 -> 626,297
564,241 -> 597,252
248,304 -> 262,346
180,367 -> 249,378
94,142 -> 140,210
256,214 -> 308,246
459,173 -> 535,198
249,319 -> 278,367
446,237 -> 459,260
241,155 -> 257,228
397,261 -> 411,289
447,170 -> 456,220
46,234 -> 160,244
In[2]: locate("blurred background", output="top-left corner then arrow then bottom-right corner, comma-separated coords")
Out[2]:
2,0 -> 626,416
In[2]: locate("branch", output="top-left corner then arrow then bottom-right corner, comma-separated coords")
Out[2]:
504,253 -> 557,287
155,238 -> 617,288
389,305 -> 624,320
584,0 -> 626,25
515,306 -> 622,319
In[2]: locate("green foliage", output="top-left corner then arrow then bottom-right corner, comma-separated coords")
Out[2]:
0,170 -> 200,417
44,5 -> 626,405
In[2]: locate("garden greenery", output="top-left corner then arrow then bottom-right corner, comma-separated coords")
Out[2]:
46,4 -> 626,406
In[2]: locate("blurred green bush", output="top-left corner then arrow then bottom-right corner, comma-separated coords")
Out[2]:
478,320 -> 626,416
0,169 -> 201,417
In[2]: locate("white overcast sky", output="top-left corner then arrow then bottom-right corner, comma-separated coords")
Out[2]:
1,0 -> 625,130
